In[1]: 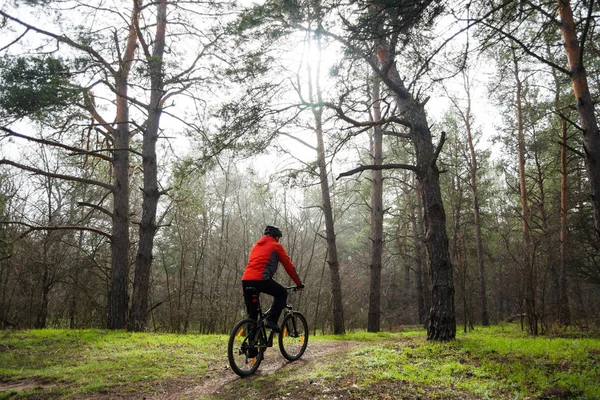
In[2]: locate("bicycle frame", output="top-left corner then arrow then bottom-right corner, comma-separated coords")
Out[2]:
247,286 -> 300,346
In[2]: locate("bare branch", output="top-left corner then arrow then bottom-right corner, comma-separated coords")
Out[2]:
0,27 -> 29,52
476,20 -> 571,76
556,140 -> 585,158
1,127 -> 113,162
0,159 -> 113,190
432,131 -> 446,166
0,220 -> 112,240
0,10 -> 117,77
82,91 -> 115,136
557,111 -> 584,132
337,163 -> 420,180
382,129 -> 410,139
77,202 -> 113,218
322,101 -> 413,129
279,131 -> 317,151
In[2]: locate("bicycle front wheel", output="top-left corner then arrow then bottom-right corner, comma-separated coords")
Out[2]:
228,318 -> 263,376
278,312 -> 308,361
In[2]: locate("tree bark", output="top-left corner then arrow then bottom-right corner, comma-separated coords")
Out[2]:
314,106 -> 346,335
557,0 -> 600,244
375,46 -> 455,340
411,181 -> 428,327
368,70 -> 384,333
129,0 -> 167,332
108,1 -> 140,329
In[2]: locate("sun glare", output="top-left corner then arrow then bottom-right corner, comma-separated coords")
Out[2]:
285,32 -> 341,92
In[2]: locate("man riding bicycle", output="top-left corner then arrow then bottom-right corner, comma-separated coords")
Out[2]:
241,225 -> 304,333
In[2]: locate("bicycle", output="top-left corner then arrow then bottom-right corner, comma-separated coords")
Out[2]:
227,285 -> 309,377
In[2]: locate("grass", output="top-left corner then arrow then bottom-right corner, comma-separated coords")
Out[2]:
0,329 -> 225,399
1,324 -> 599,399
306,324 -> 600,399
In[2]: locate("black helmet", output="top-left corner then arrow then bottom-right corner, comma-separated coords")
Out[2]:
264,225 -> 282,238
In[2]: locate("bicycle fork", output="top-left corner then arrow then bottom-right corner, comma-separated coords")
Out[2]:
282,313 -> 298,338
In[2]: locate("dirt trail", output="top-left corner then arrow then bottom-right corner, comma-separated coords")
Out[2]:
0,340 -> 360,400
159,340 -> 359,400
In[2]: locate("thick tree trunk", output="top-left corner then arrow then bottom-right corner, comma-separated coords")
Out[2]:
108,1 -> 140,329
368,73 -> 384,332
376,46 -> 455,340
109,103 -> 131,330
129,0 -> 167,332
421,158 -> 455,340
557,0 -> 600,244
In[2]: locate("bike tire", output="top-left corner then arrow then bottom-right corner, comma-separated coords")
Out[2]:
228,318 -> 263,376
278,312 -> 308,361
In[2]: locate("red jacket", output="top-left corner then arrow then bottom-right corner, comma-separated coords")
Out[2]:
242,235 -> 301,285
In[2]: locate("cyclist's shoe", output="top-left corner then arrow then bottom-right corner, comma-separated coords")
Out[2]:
265,320 -> 280,333
247,346 -> 259,358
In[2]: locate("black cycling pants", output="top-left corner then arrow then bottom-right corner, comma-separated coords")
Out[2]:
242,280 -> 287,324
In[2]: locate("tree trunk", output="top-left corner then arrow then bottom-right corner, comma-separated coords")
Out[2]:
37,262 -> 49,329
368,71 -> 384,332
376,46 -> 455,340
70,230 -> 84,329
513,52 -> 537,335
559,117 -> 571,325
533,131 -> 557,326
109,121 -> 131,329
557,0 -> 600,244
315,112 -> 346,335
108,2 -> 140,330
463,85 -> 489,327
450,173 -> 467,333
414,182 -> 429,327
129,0 -> 167,332
308,27 -> 345,335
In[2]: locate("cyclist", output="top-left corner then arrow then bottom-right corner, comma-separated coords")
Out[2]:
241,225 -> 304,333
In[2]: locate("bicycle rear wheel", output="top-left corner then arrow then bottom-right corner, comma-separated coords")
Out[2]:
228,318 -> 263,376
278,312 -> 308,361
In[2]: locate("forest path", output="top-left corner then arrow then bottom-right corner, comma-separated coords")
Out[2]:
155,339 -> 360,400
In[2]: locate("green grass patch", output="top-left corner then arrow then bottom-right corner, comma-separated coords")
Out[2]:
0,329 -> 224,398
309,324 -> 600,399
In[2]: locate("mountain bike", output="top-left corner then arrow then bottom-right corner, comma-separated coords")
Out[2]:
227,285 -> 308,377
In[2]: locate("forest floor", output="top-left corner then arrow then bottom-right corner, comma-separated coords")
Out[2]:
148,340 -> 363,400
1,325 -> 600,399
75,338 -> 470,400
2,340 -> 388,400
